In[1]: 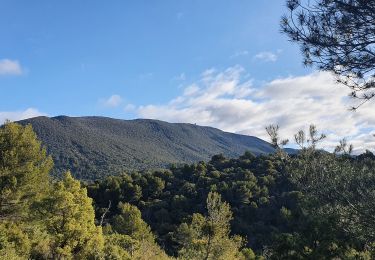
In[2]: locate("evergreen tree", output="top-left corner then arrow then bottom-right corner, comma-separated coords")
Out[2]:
281,0 -> 375,107
112,202 -> 154,242
176,192 -> 245,260
105,202 -> 171,260
0,122 -> 53,219
0,122 -> 53,259
35,172 -> 104,259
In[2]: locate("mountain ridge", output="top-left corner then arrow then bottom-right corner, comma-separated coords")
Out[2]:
18,116 -> 277,180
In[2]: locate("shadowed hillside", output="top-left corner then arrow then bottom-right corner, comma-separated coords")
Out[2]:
19,116 -> 276,179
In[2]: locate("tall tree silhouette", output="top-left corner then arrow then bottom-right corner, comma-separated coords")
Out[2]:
282,0 -> 375,108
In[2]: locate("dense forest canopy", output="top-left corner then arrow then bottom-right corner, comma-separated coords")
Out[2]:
1,122 -> 374,259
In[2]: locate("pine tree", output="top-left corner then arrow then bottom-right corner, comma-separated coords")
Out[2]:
112,202 -> 154,242
0,122 -> 54,259
176,192 -> 245,260
35,172 -> 104,259
106,202 -> 171,260
0,122 -> 53,220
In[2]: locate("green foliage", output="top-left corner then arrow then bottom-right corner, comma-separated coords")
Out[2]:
0,122 -> 174,259
264,125 -> 375,258
103,233 -> 133,260
282,0 -> 375,106
284,149 -> 375,257
0,122 -> 53,219
241,248 -> 256,260
88,155 -> 290,256
112,202 -> 154,242
105,202 -> 172,259
0,122 -> 53,259
175,192 -> 244,260
89,147 -> 375,258
19,116 -> 276,180
0,222 -> 30,259
35,171 -> 104,259
2,121 -> 375,259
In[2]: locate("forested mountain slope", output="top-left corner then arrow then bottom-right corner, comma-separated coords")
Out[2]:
19,116 -> 276,179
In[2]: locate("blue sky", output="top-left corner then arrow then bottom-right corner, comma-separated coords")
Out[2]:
1,0 -> 306,115
1,1 -> 374,152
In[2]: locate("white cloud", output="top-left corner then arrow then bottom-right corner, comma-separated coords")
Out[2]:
0,108 -> 47,125
100,94 -> 123,107
136,66 -> 375,154
254,51 -> 278,62
124,104 -> 136,112
0,59 -> 23,75
230,50 -> 249,58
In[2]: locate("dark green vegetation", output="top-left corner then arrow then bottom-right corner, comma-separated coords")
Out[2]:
2,122 -> 374,259
0,122 -> 170,259
19,116 -> 277,180
88,145 -> 375,259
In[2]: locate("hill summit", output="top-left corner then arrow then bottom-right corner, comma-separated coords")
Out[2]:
19,116 -> 276,180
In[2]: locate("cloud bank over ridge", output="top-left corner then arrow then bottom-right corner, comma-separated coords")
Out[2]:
137,66 -> 375,153
0,108 -> 47,125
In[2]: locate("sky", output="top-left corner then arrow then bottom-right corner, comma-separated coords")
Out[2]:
1,0 -> 374,153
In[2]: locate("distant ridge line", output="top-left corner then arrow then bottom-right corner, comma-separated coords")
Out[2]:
18,116 -> 278,180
